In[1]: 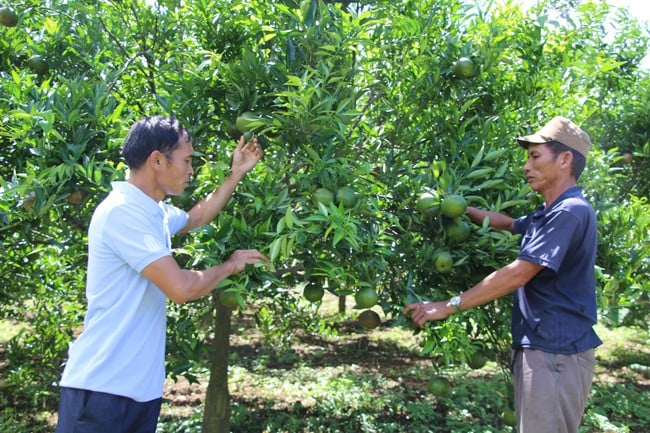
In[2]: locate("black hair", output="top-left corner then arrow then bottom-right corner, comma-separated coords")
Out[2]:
121,116 -> 192,169
546,140 -> 586,180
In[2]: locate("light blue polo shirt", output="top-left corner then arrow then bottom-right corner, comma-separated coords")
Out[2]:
60,182 -> 188,402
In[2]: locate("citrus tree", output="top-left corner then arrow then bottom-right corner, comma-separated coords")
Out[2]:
1,0 -> 648,432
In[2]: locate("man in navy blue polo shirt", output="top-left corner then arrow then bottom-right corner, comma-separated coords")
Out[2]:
404,116 -> 601,433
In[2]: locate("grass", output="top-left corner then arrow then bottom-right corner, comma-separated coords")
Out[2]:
0,320 -> 25,344
1,294 -> 649,433
155,295 -> 649,433
0,320 -> 55,432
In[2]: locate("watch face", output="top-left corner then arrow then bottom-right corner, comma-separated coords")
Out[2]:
449,296 -> 462,312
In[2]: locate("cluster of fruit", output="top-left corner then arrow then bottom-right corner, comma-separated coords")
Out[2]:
304,284 -> 381,331
417,191 -> 469,273
313,186 -> 356,209
209,69 -> 480,382
1,7 -> 50,76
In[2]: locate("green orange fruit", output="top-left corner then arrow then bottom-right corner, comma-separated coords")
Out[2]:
219,290 -> 241,309
446,219 -> 470,242
453,57 -> 475,79
303,283 -> 324,303
336,186 -> 356,208
354,287 -> 379,309
466,351 -> 487,369
0,8 -> 18,27
416,191 -> 438,212
358,309 -> 381,330
422,205 -> 441,220
432,250 -> 453,273
67,189 -> 85,205
313,187 -> 334,206
440,194 -> 467,218
427,376 -> 451,396
502,409 -> 516,427
26,55 -> 49,75
243,130 -> 254,142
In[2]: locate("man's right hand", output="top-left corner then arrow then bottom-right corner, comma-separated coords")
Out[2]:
466,206 -> 515,233
225,249 -> 269,274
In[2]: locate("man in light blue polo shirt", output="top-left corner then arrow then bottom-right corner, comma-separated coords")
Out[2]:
404,116 -> 601,433
55,116 -> 268,433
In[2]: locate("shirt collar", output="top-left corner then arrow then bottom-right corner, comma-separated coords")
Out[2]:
548,186 -> 583,208
111,181 -> 163,216
533,186 -> 583,218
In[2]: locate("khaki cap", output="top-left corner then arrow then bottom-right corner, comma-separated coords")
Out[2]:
517,116 -> 591,158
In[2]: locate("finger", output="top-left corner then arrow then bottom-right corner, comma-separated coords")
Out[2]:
243,249 -> 270,263
402,304 -> 416,315
413,313 -> 427,327
234,136 -> 246,154
244,138 -> 260,152
255,251 -> 270,263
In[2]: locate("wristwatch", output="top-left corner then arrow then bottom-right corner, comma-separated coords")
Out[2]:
447,295 -> 462,313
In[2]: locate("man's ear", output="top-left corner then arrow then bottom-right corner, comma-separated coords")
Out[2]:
148,150 -> 164,168
560,151 -> 573,169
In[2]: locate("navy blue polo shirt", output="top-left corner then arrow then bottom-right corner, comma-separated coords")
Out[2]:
512,186 -> 602,354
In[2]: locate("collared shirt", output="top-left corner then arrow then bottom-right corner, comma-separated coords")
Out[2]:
512,186 -> 602,354
60,182 -> 188,402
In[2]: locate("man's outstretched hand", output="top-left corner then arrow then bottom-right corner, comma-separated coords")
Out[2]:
402,301 -> 451,327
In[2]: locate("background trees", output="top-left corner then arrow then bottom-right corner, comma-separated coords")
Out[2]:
1,0 -> 648,432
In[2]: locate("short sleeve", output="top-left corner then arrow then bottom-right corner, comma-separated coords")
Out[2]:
518,210 -> 581,272
104,206 -> 171,273
162,202 -> 189,236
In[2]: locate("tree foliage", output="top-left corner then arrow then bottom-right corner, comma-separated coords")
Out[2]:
1,0 -> 648,431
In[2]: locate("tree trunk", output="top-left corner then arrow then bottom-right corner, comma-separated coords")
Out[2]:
201,299 -> 232,433
338,294 -> 346,313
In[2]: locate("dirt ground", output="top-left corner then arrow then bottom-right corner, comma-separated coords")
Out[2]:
159,298 -> 650,424
2,294 -> 648,431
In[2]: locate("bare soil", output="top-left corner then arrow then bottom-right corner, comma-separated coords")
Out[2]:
159,297 -> 650,427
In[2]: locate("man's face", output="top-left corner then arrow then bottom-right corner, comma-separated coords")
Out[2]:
159,137 -> 194,196
522,143 -> 566,193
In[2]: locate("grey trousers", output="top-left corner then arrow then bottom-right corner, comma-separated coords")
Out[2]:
512,348 -> 595,433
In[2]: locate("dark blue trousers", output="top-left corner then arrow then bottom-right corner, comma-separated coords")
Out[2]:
55,387 -> 162,433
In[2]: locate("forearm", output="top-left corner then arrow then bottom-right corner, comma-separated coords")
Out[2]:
183,136 -> 262,232
141,256 -> 238,304
184,172 -> 244,231
175,262 -> 238,303
403,259 -> 543,326
466,206 -> 515,233
457,261 -> 532,311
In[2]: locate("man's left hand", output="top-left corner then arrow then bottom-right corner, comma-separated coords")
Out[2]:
231,134 -> 263,176
402,301 -> 451,327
